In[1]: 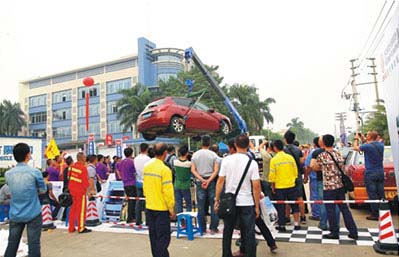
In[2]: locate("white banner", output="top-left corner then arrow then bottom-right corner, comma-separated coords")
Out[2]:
377,5 -> 399,194
0,137 -> 43,169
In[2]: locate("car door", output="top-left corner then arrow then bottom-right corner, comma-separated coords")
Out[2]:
195,103 -> 219,132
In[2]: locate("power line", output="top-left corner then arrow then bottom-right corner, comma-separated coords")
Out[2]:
358,0 -> 396,71
343,1 -> 396,91
357,0 -> 387,60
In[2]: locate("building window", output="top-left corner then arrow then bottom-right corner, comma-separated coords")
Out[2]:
31,129 -> 46,137
78,123 -> 100,137
53,90 -> 72,103
78,84 -> 99,99
106,78 -> 131,94
105,59 -> 136,73
29,79 -> 51,89
158,73 -> 177,82
53,109 -> 71,121
53,127 -> 71,139
29,95 -> 46,107
78,104 -> 100,117
30,112 -> 47,124
155,55 -> 181,62
107,121 -> 130,134
106,101 -> 118,114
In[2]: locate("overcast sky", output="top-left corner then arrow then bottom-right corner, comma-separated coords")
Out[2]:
0,0 -> 388,135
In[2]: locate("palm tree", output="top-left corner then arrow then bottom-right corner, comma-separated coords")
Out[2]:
227,84 -> 275,133
0,100 -> 27,136
260,97 -> 276,124
116,83 -> 156,134
286,117 -> 304,129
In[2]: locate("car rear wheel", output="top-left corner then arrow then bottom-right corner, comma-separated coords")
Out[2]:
142,133 -> 156,141
220,120 -> 230,135
169,116 -> 185,134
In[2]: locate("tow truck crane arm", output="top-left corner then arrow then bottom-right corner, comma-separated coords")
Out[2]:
184,47 -> 248,134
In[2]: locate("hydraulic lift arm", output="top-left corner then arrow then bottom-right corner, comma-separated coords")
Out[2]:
184,47 -> 248,133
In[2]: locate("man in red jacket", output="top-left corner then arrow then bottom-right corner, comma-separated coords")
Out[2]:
68,152 -> 91,233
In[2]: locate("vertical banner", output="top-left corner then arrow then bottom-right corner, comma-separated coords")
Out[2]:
88,133 -> 95,155
377,6 -> 399,194
116,139 -> 122,158
85,92 -> 90,131
106,134 -> 113,146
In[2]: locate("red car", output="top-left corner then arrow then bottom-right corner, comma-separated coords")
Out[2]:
137,97 -> 232,141
344,146 -> 397,210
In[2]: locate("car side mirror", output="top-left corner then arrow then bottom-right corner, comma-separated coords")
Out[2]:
208,108 -> 215,113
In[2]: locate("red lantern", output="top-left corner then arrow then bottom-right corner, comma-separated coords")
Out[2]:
83,77 -> 94,131
83,77 -> 94,87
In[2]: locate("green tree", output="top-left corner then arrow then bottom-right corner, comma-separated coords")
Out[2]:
286,117 -> 317,144
116,83 -> 157,134
260,129 -> 283,141
364,105 -> 390,145
227,84 -> 275,134
0,100 -> 27,136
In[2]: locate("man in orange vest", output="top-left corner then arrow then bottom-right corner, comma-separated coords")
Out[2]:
68,152 -> 91,233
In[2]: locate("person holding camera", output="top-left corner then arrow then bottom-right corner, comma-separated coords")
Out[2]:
353,131 -> 385,220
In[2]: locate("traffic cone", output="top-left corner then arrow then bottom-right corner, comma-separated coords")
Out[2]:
373,201 -> 399,255
41,204 -> 56,230
86,197 -> 101,226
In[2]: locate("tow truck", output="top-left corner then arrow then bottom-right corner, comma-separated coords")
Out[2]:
184,48 -> 264,172
184,47 -> 248,134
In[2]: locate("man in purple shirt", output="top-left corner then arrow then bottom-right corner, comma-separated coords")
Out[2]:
46,159 -> 60,181
96,155 -> 108,182
119,147 -> 137,223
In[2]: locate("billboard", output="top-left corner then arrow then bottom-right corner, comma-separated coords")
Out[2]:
377,5 -> 399,193
0,136 -> 44,169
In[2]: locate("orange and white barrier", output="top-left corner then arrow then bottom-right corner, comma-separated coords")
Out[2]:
41,204 -> 56,230
373,201 -> 398,255
270,199 -> 383,204
94,195 -> 383,204
86,197 -> 101,227
94,194 -> 145,201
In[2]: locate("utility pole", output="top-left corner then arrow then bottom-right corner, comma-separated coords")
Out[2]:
335,112 -> 347,146
367,58 -> 382,106
350,59 -> 362,132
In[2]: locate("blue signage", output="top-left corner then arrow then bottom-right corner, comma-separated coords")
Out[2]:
88,141 -> 95,155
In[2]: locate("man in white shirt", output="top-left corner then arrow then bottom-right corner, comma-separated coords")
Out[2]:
215,134 -> 261,257
134,143 -> 151,226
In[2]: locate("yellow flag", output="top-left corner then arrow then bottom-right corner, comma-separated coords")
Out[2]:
45,139 -> 60,159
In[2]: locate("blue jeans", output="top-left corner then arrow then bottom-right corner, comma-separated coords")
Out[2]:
196,180 -> 219,231
135,186 -> 144,225
324,187 -> 358,236
5,213 -> 42,257
317,181 -> 340,229
274,187 -> 298,227
309,177 -> 320,217
175,189 -> 192,213
223,206 -> 256,257
365,171 -> 385,217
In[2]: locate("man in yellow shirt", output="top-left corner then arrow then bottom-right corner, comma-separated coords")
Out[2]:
143,143 -> 175,257
269,139 -> 300,231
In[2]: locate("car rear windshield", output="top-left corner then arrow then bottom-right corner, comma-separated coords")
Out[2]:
145,99 -> 166,110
